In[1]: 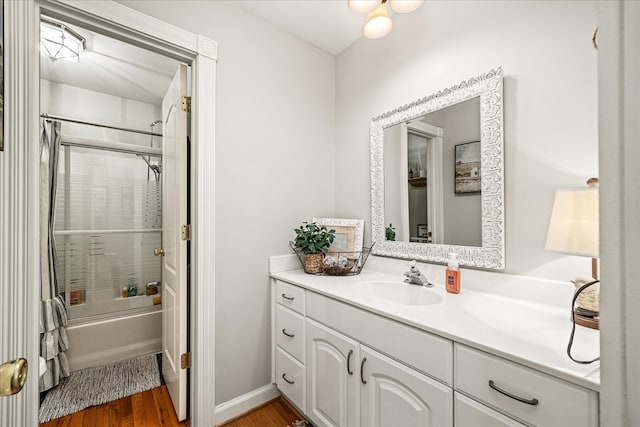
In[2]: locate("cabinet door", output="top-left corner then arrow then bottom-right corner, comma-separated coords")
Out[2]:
307,319 -> 359,427
360,346 -> 453,427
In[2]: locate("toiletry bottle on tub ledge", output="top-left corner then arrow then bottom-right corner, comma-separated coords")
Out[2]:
446,252 -> 460,294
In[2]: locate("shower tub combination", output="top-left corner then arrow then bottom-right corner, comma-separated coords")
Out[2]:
47,115 -> 165,371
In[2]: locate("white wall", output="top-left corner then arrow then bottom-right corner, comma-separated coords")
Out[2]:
40,80 -> 161,147
118,1 -> 336,404
335,1 -> 598,280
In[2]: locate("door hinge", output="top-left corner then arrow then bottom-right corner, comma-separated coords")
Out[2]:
181,96 -> 191,113
181,352 -> 191,369
181,224 -> 191,241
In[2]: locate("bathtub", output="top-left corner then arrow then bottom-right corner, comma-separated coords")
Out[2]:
64,309 -> 161,372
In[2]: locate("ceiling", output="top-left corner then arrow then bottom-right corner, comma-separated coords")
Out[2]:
40,19 -> 179,105
40,2 -> 365,105
236,0 -> 367,55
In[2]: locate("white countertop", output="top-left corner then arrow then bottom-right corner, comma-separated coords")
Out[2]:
270,268 -> 601,391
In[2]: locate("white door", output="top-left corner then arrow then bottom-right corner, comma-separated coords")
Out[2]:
306,319 -> 359,427
161,63 -> 189,421
360,346 -> 453,427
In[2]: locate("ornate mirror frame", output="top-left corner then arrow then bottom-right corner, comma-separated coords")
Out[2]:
370,67 -> 505,269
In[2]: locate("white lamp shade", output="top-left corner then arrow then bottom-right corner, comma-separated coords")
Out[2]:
545,187 -> 599,257
348,0 -> 381,14
389,0 -> 424,13
363,3 -> 393,39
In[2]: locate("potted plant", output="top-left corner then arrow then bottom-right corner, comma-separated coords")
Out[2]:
385,223 -> 396,241
293,222 -> 336,273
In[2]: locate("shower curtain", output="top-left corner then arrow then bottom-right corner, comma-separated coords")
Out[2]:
39,120 -> 70,391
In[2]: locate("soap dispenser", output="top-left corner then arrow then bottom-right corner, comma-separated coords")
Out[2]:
445,253 -> 460,294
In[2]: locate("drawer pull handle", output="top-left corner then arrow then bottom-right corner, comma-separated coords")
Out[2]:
360,357 -> 367,384
347,350 -> 354,375
488,380 -> 539,406
281,293 -> 295,301
282,373 -> 295,385
281,329 -> 295,338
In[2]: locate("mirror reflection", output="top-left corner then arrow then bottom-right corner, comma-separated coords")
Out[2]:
370,67 -> 504,269
384,97 -> 482,247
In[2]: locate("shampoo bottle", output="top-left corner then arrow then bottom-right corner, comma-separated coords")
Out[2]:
446,252 -> 460,294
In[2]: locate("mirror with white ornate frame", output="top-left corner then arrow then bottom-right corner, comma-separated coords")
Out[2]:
370,67 -> 505,269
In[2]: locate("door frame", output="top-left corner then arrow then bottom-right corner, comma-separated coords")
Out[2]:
598,1 -> 640,425
0,1 -> 217,425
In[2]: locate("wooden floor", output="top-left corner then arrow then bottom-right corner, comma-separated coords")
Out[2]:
40,386 -> 304,427
40,385 -> 189,427
220,397 -> 305,427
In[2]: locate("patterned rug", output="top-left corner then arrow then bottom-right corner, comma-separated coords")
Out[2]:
39,354 -> 162,423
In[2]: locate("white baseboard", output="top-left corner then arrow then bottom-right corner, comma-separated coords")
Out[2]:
215,383 -> 280,426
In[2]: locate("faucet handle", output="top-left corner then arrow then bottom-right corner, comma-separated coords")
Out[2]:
405,260 -> 419,276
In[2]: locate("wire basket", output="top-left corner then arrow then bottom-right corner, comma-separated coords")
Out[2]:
289,242 -> 373,276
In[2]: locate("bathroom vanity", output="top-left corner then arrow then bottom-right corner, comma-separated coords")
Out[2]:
270,267 -> 600,427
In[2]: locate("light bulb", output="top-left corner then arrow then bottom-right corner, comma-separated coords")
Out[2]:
363,3 -> 393,39
348,0 -> 381,14
389,0 -> 424,13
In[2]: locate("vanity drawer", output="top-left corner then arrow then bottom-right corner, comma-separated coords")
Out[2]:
276,305 -> 305,363
454,344 -> 598,427
276,280 -> 306,315
455,392 -> 525,427
276,347 -> 305,413
307,291 -> 453,385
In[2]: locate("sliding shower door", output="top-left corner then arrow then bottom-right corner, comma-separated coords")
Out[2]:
54,145 -> 163,321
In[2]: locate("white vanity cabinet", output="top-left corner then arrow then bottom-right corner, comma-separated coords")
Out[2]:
306,318 -> 452,427
274,279 -> 454,427
271,278 -> 599,427
274,280 -> 307,411
360,346 -> 453,427
454,344 -> 599,427
306,319 -> 359,427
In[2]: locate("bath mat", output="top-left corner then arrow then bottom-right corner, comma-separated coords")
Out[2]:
39,353 -> 161,423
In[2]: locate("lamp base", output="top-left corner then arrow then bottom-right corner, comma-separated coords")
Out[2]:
573,309 -> 599,330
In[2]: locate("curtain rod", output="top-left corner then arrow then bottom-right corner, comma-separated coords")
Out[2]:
40,113 -> 162,137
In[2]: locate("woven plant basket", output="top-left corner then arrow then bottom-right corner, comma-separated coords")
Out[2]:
304,253 -> 323,274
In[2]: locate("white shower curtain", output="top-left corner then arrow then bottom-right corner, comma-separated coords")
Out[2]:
39,120 -> 70,391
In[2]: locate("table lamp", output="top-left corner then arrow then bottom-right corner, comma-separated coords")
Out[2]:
545,178 -> 599,329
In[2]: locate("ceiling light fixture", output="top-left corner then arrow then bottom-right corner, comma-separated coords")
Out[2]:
349,0 -> 424,39
40,17 -> 85,63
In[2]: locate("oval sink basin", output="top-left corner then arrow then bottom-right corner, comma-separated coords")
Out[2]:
354,281 -> 443,306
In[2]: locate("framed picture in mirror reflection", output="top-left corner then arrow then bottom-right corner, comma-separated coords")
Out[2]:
455,141 -> 481,194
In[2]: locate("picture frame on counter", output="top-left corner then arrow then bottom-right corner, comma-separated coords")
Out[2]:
312,217 -> 365,253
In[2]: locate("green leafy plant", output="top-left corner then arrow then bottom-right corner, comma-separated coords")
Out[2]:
385,223 -> 396,241
293,222 -> 336,254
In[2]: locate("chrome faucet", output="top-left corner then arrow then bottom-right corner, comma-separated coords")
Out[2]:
404,260 -> 433,287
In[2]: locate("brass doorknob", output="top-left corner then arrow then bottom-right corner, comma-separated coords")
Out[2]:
0,358 -> 28,396
154,248 -> 165,256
